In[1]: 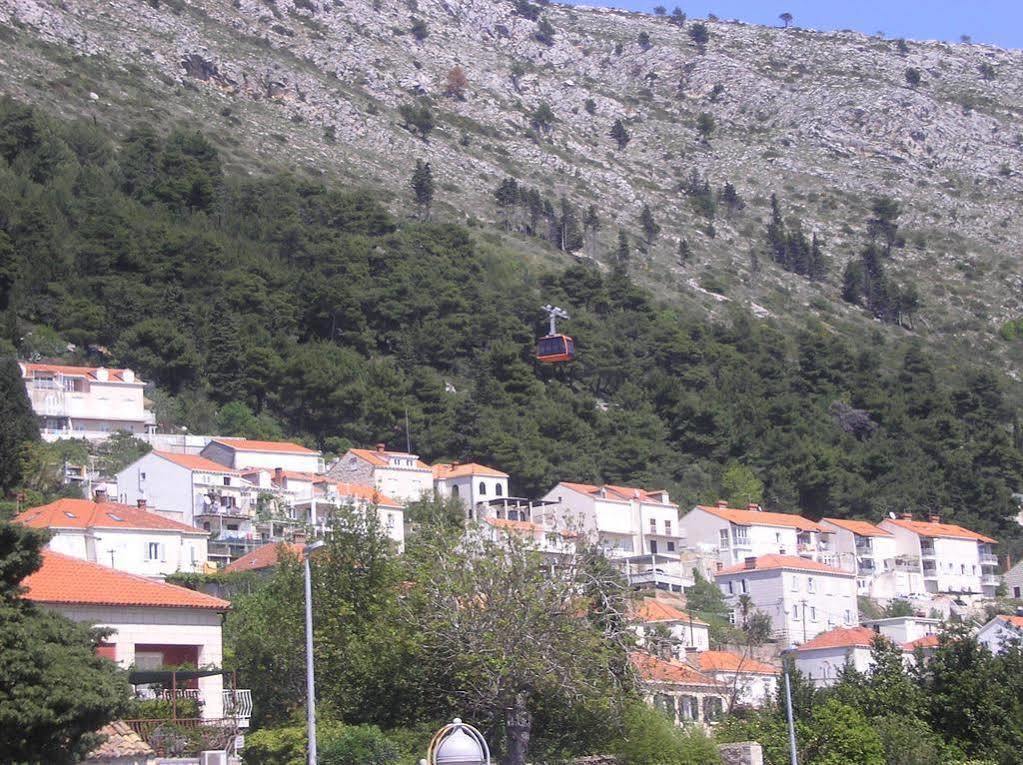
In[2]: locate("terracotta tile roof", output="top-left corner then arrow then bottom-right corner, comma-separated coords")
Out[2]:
347,448 -> 431,469
20,362 -> 141,384
995,614 -> 1023,629
559,482 -> 674,505
16,498 -> 205,535
903,634 -> 940,650
328,482 -> 403,508
433,462 -> 509,479
695,504 -> 824,532
629,652 -> 722,687
85,720 -> 155,759
24,551 -> 230,610
224,542 -> 305,573
632,598 -> 708,626
716,554 -> 854,577
794,626 -> 878,651
211,438 -> 319,455
695,650 -> 779,675
154,451 -> 241,474
882,518 -> 996,543
821,518 -> 892,538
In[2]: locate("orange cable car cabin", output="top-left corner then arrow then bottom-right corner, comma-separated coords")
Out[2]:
536,304 -> 575,363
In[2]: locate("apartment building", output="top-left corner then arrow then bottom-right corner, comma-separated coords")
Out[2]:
201,438 -> 323,474
693,651 -> 779,708
715,554 -> 858,648
327,445 -> 434,502
820,517 -> 925,599
792,626 -> 880,687
680,502 -> 835,567
15,495 -> 209,578
630,652 -> 728,728
878,513 -> 998,597
433,462 -> 510,509
20,362 -> 156,441
293,482 -> 406,550
631,598 -> 711,657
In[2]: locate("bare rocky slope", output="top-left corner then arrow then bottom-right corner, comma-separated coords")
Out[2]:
4,0 -> 1023,377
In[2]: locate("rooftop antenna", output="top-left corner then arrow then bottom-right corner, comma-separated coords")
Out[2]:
404,407 -> 413,454
542,304 -> 569,336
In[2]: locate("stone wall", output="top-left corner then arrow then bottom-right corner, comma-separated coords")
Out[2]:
718,741 -> 764,765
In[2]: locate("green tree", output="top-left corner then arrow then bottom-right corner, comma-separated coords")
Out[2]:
410,18 -> 429,40
0,522 -> 130,763
696,112 -> 716,141
905,67 -> 922,87
410,160 -> 434,219
398,101 -> 434,139
535,17 -> 556,45
637,31 -> 652,50
612,700 -> 720,765
0,356 -> 39,493
610,118 -> 631,150
670,7 -> 686,26
803,699 -> 885,765
530,102 -> 555,136
779,12 -> 793,27
688,22 -> 709,49
639,204 -> 660,243
721,462 -> 763,507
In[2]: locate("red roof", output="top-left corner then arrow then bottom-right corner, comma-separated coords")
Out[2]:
559,482 -> 674,505
16,498 -> 204,534
331,482 -> 403,509
23,551 -> 229,610
211,438 -> 319,455
632,598 -> 708,626
155,452 -> 241,475
20,362 -> 141,384
716,554 -> 853,577
903,634 -> 940,650
794,626 -> 878,651
695,504 -> 824,532
695,651 -> 779,675
995,615 -> 1023,629
821,518 -> 892,538
346,448 -> 430,469
224,542 -> 304,573
629,652 -> 722,687
882,518 -> 996,543
433,462 -> 509,479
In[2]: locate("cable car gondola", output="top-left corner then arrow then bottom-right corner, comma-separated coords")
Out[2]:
536,304 -> 575,363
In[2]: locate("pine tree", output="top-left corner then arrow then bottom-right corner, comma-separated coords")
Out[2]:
677,238 -> 692,266
639,204 -> 660,243
615,230 -> 630,272
670,6 -> 686,26
558,197 -> 584,253
0,357 -> 39,492
494,178 -> 520,230
610,119 -> 631,151
411,160 -> 434,219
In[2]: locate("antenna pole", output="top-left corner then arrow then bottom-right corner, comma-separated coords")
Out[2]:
405,408 -> 412,453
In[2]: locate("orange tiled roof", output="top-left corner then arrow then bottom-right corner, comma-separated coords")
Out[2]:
695,650 -> 779,675
24,551 -> 230,610
882,518 -> 996,543
224,542 -> 305,573
821,518 -> 892,538
86,721 -> 155,759
333,482 -> 403,509
155,451 -> 241,474
995,614 -> 1023,629
695,504 -> 824,532
347,448 -> 431,469
629,652 -> 722,687
211,438 -> 319,455
16,498 -> 205,534
20,362 -> 141,384
903,634 -> 940,650
794,626 -> 878,651
433,462 -> 509,479
716,554 -> 853,577
633,598 -> 709,626
559,482 -> 674,505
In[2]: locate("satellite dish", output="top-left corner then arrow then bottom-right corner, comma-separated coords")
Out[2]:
888,511 -> 897,519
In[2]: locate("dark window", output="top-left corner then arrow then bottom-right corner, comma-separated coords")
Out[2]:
479,481 -> 487,496
451,485 -> 460,498
538,337 -> 566,356
495,484 -> 503,496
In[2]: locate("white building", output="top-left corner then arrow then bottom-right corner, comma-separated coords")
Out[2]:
1003,561 -> 1023,600
631,597 -> 711,658
679,502 -> 836,567
977,614 -> 1023,654
861,615 -> 941,645
693,651 -> 779,708
715,554 -> 858,648
791,626 -> 880,687
201,438 -> 323,474
20,362 -> 156,441
820,518 -> 924,599
15,496 -> 208,578
293,482 -> 406,551
433,462 -> 510,508
23,550 -> 235,720
878,514 -> 998,597
631,652 -> 728,728
326,445 -> 434,503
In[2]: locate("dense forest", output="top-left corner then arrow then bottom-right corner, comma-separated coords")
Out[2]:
2,97 -> 1022,550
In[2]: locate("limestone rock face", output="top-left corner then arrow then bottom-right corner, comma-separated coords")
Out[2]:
3,0 -> 1023,370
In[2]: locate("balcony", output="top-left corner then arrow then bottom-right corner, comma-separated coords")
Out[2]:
223,689 -> 253,727
857,559 -> 876,575
982,574 -> 1000,586
124,718 -> 239,757
980,553 -> 998,566
920,545 -> 936,559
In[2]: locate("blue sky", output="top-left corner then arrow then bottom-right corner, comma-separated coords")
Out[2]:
571,1 -> 1023,49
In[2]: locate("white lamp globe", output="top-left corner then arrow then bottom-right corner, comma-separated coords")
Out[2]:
435,719 -> 486,765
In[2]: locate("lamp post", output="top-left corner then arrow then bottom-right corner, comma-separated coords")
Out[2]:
424,718 -> 490,765
303,539 -> 326,765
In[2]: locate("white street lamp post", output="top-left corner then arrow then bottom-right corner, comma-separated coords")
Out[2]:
304,539 -> 326,765
424,718 -> 490,765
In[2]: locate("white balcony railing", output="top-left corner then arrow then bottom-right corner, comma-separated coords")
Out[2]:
223,689 -> 252,724
980,553 -> 998,566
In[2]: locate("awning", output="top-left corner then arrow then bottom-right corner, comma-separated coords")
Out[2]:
129,669 -> 227,684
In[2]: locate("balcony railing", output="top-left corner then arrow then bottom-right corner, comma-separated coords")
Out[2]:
982,574 -> 1000,585
124,718 -> 238,757
920,546 -> 936,559
223,689 -> 253,723
980,553 -> 998,566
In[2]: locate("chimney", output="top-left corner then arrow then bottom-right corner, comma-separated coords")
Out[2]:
93,487 -> 108,503
747,503 -> 762,512
928,514 -> 941,524
900,512 -> 913,521
136,498 -> 147,511
744,556 -> 758,570
716,500 -> 729,508
275,467 -> 283,483
715,561 -> 723,571
375,443 -> 386,453
292,531 -> 307,545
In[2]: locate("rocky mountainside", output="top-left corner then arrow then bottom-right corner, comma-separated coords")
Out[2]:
4,0 -> 1023,376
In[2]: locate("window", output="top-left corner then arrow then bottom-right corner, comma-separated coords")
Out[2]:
807,576 -> 816,593
223,477 -> 231,486
649,518 -> 657,533
1014,586 -> 1021,599
665,519 -> 672,536
791,576 -> 800,591
702,697 -> 723,722
495,484 -> 503,496
810,606 -> 817,621
776,532 -> 782,544
844,609 -> 851,624
667,541 -> 676,552
719,529 -> 729,548
387,513 -> 395,529
740,578 -> 748,594
792,605 -> 799,621
479,481 -> 487,496
140,472 -> 146,481
451,485 -> 460,498
145,542 -> 163,561
680,695 -> 698,721
961,564 -> 966,574
726,580 -> 734,595
733,526 -> 749,545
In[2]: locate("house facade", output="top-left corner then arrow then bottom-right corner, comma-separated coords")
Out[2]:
15,496 -> 209,578
292,482 -> 406,550
327,445 -> 434,502
861,615 -> 941,645
201,438 -> 323,474
977,614 -> 1023,654
715,555 -> 858,647
23,551 -> 233,719
433,462 -> 510,509
680,502 -> 836,567
630,652 -> 728,728
1002,560 -> 1023,599
792,626 -> 880,687
693,651 -> 779,708
631,598 -> 711,658
20,362 -> 156,441
878,514 -> 998,597
820,517 -> 924,599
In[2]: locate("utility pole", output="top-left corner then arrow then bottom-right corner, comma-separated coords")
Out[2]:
801,598 -> 808,644
783,663 -> 799,765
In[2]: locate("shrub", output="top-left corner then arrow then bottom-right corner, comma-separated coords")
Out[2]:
689,22 -> 709,49
535,17 -> 556,45
611,701 -> 720,765
905,67 -> 921,87
410,18 -> 428,40
320,724 -> 400,765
